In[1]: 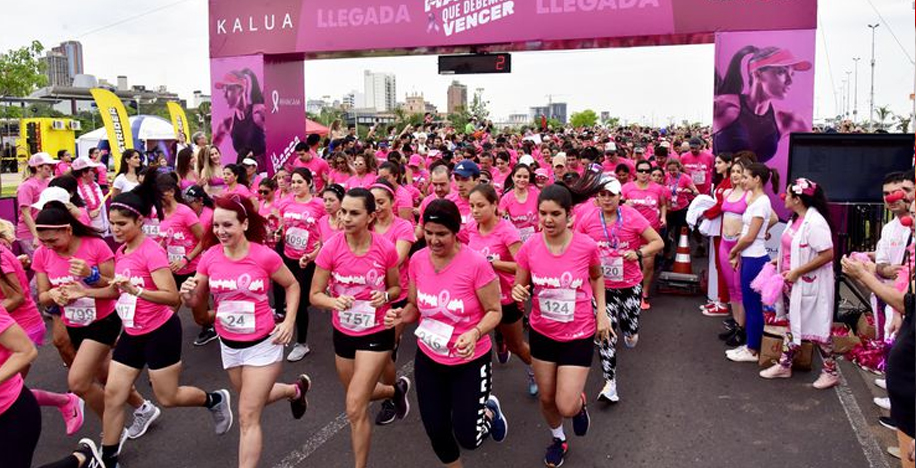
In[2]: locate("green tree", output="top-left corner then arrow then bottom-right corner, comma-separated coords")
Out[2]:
469,89 -> 489,121
602,116 -> 621,128
875,105 -> 893,130
569,109 -> 598,128
894,114 -> 912,133
0,41 -> 48,97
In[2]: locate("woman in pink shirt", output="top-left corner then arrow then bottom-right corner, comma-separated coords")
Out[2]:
72,157 -> 108,233
198,145 -> 225,196
55,149 -> 74,177
327,152 -> 353,186
179,194 -> 311,468
310,188 -> 410,468
68,179 -> 237,467
378,162 -> 415,222
575,177 -> 663,405
278,168 -> 325,362
223,164 -> 259,211
318,184 -> 344,243
512,183 -> 610,468
157,174 -> 206,300
663,158 -> 699,261
32,201 -> 153,430
492,151 -> 512,192
468,184 -> 537,397
499,164 -> 540,243
274,168 -> 292,199
16,152 -> 58,255
344,153 -> 377,191
622,160 -> 668,309
258,178 -> 283,248
369,180 -> 417,424
0,304 -> 41,467
384,198 -> 508,466
176,148 -> 200,191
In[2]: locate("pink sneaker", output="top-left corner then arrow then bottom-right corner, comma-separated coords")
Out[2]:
759,364 -> 792,379
812,373 -> 839,390
60,393 -> 85,436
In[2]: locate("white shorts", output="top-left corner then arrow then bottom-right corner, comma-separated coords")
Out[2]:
219,337 -> 284,370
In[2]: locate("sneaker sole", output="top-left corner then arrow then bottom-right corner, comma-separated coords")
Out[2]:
287,347 -> 310,362
66,397 -> 86,436
216,390 -> 234,435
193,335 -> 219,347
78,438 -> 104,467
128,405 -> 160,439
396,377 -> 411,420
879,420 -> 897,431
292,374 -> 311,419
488,396 -> 508,443
544,449 -> 568,468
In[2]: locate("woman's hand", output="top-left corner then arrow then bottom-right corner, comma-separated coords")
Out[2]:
511,284 -> 531,303
384,308 -> 403,329
56,284 -> 85,303
623,250 -> 639,262
49,287 -> 72,306
68,258 -> 91,278
453,329 -> 479,360
169,257 -> 188,273
595,314 -> 614,343
729,251 -> 740,270
841,256 -> 875,280
179,277 -> 198,301
272,320 -> 294,345
299,251 -> 317,268
332,295 -> 355,312
368,290 -> 386,308
782,269 -> 800,284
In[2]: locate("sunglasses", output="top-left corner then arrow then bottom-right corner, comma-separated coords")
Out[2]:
636,169 -> 651,173
258,190 -> 270,195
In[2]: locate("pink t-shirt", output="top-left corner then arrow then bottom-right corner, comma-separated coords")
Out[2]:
115,237 -> 174,335
198,242 -> 282,342
223,183 -> 255,200
575,205 -> 650,289
393,185 -> 415,216
0,306 -> 24,415
467,220 -> 522,304
499,188 -> 540,242
33,237 -> 117,327
315,232 -> 398,337
781,217 -> 805,272
290,156 -> 330,192
621,181 -> 667,229
0,246 -> 42,335
278,196 -> 325,259
491,168 -> 511,192
409,246 -> 497,365
259,200 -> 282,249
159,204 -> 202,275
419,193 -> 447,220
55,162 -> 72,177
345,173 -> 376,190
198,206 -> 214,234
375,217 -> 415,302
329,169 -> 351,186
516,232 -> 600,342
665,173 -> 693,212
680,151 -> 715,195
96,166 -> 109,187
318,215 -> 341,243
446,193 -> 473,226
15,177 -> 48,239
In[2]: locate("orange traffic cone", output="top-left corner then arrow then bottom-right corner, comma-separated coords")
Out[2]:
672,227 -> 693,275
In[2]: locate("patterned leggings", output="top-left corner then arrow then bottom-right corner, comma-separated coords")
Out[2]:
778,333 -> 837,376
598,285 -> 642,382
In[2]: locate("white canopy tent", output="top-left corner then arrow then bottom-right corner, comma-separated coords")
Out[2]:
76,115 -> 177,159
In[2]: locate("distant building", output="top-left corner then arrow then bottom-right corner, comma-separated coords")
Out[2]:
364,70 -> 397,112
41,51 -> 71,87
117,76 -> 128,92
447,81 -> 467,114
306,98 -> 329,115
508,114 -> 529,125
192,90 -> 211,109
404,93 -> 436,115
71,74 -> 98,89
600,111 -> 610,122
530,102 -> 568,124
52,41 -> 84,78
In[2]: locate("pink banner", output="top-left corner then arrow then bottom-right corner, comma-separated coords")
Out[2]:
263,57 -> 305,175
209,0 -> 817,58
713,29 -> 817,218
209,55 -> 266,168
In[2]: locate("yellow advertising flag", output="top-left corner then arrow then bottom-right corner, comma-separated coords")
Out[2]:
166,102 -> 192,145
90,88 -> 134,173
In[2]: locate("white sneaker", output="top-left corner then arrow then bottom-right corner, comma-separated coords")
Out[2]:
726,346 -> 758,363
597,379 -> 619,403
725,345 -> 747,358
873,397 -> 891,411
127,400 -> 161,439
287,343 -> 311,362
874,378 -> 887,390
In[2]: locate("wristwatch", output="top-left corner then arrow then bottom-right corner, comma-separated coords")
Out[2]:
384,291 -> 391,303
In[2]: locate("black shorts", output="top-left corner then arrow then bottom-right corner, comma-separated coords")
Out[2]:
500,302 -> 523,325
529,328 -> 594,368
113,314 -> 183,370
67,313 -> 122,349
333,328 -> 396,360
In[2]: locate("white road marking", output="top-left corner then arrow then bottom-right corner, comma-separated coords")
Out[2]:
834,364 -> 891,468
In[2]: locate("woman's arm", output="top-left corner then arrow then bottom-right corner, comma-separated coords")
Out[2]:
731,217 -> 765,257
454,279 -> 503,361
394,240 -> 411,269
590,264 -> 611,341
785,248 -> 834,283
310,266 -> 352,311
491,242 -> 521,275
842,257 -> 909,313
0,323 -> 37,384
0,273 -> 25,312
178,273 -> 208,309
120,269 -> 180,307
637,228 -> 665,258
512,267 -> 532,302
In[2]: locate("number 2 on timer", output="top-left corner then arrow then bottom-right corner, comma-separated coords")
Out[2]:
495,56 -> 505,71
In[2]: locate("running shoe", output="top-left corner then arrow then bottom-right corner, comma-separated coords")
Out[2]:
726,346 -> 758,363
526,367 -> 539,397
393,376 -> 411,420
571,393 -> 590,436
699,302 -> 718,312
879,416 -> 897,431
193,326 -> 218,346
873,397 -> 891,411
75,438 -> 105,468
722,318 -> 738,330
287,343 -> 311,362
290,374 -> 311,420
759,364 -> 792,379
875,378 -> 887,390
724,328 -> 746,347
544,437 -> 568,467
209,389 -> 234,435
888,446 -> 901,460
812,372 -> 839,390
597,379 -> 619,403
640,298 -> 651,311
60,393 -> 85,436
624,334 -> 639,349
127,400 -> 161,439
486,395 -> 508,443
718,327 -> 738,341
496,342 -> 512,365
375,400 -> 397,426
702,304 -> 730,317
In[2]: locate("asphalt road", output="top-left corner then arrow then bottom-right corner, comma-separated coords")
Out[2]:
27,291 -> 895,468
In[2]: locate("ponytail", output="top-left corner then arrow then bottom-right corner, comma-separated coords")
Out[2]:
746,162 -> 780,193
111,169 -> 164,221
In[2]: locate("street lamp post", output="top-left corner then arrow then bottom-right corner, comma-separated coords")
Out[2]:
852,58 -> 860,123
868,23 -> 879,131
845,71 -> 852,119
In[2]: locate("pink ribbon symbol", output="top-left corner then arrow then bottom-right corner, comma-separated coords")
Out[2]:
230,273 -> 268,302
427,289 -> 466,323
366,269 -> 381,288
426,13 -> 440,33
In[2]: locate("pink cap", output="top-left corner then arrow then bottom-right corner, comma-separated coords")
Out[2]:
535,168 -> 549,179
71,156 -> 102,171
28,152 -> 59,168
408,155 -> 424,167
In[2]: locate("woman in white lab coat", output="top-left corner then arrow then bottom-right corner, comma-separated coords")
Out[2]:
760,178 -> 837,389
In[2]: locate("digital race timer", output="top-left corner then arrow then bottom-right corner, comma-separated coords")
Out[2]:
438,53 -> 511,75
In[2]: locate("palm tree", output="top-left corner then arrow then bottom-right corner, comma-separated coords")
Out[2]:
894,114 -> 912,133
875,105 -> 893,130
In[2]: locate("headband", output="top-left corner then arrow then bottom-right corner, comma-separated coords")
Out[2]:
370,183 -> 396,197
224,193 -> 248,216
35,224 -> 70,229
789,178 -> 817,196
110,202 -> 142,217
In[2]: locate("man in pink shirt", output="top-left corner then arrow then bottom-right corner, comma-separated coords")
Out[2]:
679,138 -> 715,196
286,136 -> 329,192
416,165 -> 452,239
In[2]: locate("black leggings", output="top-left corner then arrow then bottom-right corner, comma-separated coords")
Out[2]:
279,252 -> 316,345
415,351 -> 492,464
0,386 -> 41,468
665,209 -> 688,255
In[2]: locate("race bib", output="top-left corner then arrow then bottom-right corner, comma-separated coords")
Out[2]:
167,246 -> 186,264
285,227 -> 310,251
64,297 -> 97,326
415,317 -> 454,356
217,300 -> 256,334
538,288 -> 576,323
338,300 -> 376,332
691,170 -> 706,185
116,294 -> 137,328
142,221 -> 160,237
518,226 -> 535,243
601,255 -> 624,283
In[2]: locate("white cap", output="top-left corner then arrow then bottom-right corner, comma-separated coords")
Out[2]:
605,143 -> 617,152
242,158 -> 258,166
28,152 -> 59,168
71,156 -> 102,171
601,177 -> 622,195
519,154 -> 535,166
32,187 -> 71,209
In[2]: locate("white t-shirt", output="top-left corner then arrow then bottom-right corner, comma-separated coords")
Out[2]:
113,174 -> 140,193
741,195 -> 772,258
876,217 -> 912,267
